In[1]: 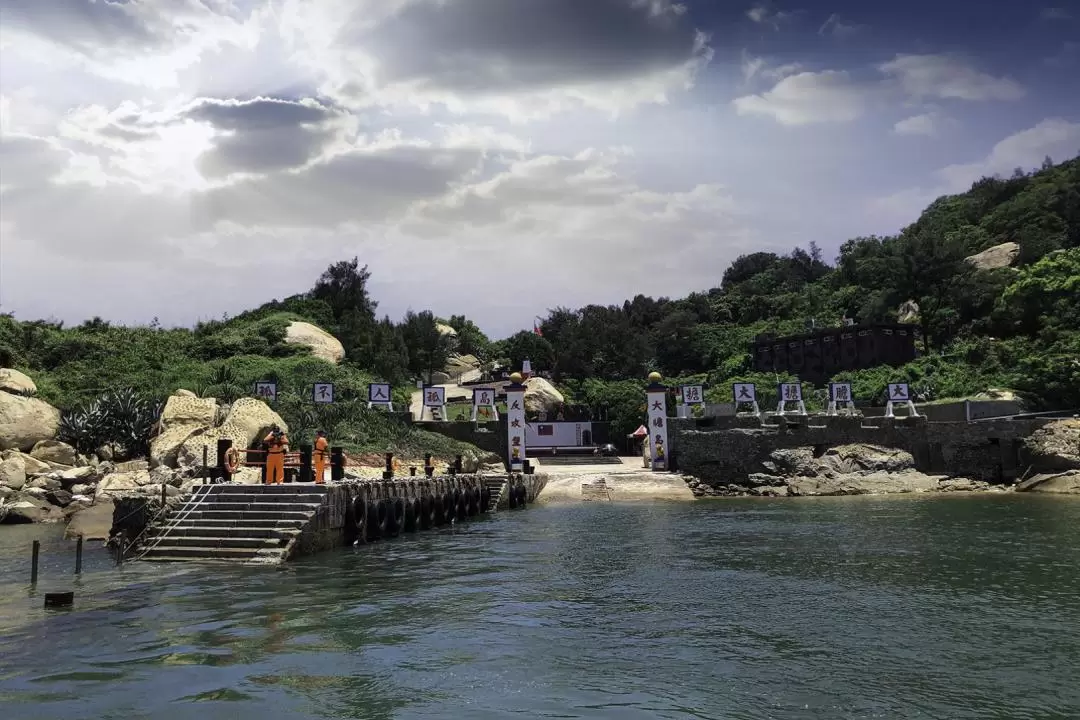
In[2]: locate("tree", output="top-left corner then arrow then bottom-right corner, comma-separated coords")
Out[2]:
399,311 -> 452,382
309,258 -> 378,362
447,314 -> 492,360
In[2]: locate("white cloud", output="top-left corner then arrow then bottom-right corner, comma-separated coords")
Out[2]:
746,3 -> 796,30
733,70 -> 867,125
1039,7 -> 1073,21
870,118 -> 1080,230
893,112 -> 945,136
739,51 -> 803,85
878,54 -> 1025,102
818,13 -> 865,37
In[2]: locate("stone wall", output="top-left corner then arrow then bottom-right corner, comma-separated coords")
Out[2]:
669,415 -> 1052,487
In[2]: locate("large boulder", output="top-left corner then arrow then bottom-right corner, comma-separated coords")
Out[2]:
0,368 -> 36,394
0,455 -> 27,490
1,450 -> 51,475
284,321 -> 345,364
1016,470 -> 1080,495
30,439 -> 78,466
65,501 -> 115,540
965,241 -> 1020,271
0,391 -> 60,452
0,493 -> 64,524
150,393 -> 219,468
524,377 -> 565,413
177,397 -> 287,469
1023,420 -> 1080,473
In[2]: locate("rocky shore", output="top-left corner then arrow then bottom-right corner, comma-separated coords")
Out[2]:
684,419 -> 1080,498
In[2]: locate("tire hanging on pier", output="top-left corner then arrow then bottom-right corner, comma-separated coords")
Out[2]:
456,489 -> 468,520
405,498 -> 421,532
480,485 -> 490,512
353,496 -> 368,541
368,500 -> 387,541
508,485 -> 518,510
388,497 -> 405,537
468,488 -> 480,516
518,485 -> 528,507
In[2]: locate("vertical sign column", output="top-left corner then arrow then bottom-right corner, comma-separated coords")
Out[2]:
505,374 -> 527,472
645,373 -> 668,471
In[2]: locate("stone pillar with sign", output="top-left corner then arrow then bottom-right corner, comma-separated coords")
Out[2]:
470,387 -> 499,422
885,382 -> 919,418
827,382 -> 855,416
367,382 -> 394,411
732,382 -> 761,417
505,374 -> 527,472
681,384 -> 704,419
777,382 -> 806,416
645,372 -> 669,471
422,385 -> 447,421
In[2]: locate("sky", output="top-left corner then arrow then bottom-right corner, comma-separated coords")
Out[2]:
0,0 -> 1078,339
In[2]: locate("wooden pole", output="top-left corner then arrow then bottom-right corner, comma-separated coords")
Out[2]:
31,540 -> 40,584
75,535 -> 84,575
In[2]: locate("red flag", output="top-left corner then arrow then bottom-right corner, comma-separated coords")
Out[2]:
533,316 -> 543,337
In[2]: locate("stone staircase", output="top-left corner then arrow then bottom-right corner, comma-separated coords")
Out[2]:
138,484 -> 328,563
484,477 -> 507,512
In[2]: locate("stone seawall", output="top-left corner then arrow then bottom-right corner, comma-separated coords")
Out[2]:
668,415 -> 1064,496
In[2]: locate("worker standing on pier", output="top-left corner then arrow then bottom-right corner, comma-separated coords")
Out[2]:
263,425 -> 289,485
313,430 -> 329,484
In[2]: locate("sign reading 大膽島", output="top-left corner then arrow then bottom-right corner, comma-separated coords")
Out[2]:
313,382 -> 334,404
646,381 -> 668,471
681,384 -> 704,405
254,381 -> 277,402
505,380 -> 527,472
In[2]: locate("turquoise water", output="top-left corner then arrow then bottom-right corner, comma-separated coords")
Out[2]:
2,494 -> 1079,719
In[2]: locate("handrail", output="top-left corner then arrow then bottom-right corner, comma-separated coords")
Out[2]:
133,484 -> 216,561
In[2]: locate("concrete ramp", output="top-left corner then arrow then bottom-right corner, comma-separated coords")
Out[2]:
535,458 -> 695,503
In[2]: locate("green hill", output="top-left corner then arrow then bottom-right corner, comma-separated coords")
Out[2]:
2,155 -> 1078,452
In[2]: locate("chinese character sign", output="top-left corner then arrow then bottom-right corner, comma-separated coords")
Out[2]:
888,383 -> 910,402
313,383 -> 334,404
473,388 -> 495,407
645,387 -> 668,470
368,383 -> 391,403
732,383 -> 756,404
681,384 -> 704,405
423,386 -> 446,408
780,383 -> 802,402
830,383 -> 852,402
254,382 -> 277,402
505,385 -> 527,471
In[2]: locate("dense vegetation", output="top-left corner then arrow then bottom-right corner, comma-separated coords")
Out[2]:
2,155 -> 1077,449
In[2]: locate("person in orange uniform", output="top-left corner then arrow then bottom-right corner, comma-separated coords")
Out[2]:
313,430 -> 329,484
263,425 -> 289,485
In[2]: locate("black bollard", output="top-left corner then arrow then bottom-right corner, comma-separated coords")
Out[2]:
330,447 -> 345,482
299,444 -> 313,483
31,540 -> 40,584
217,438 -> 232,482
424,453 -> 434,477
75,535 -> 84,575
160,480 -> 167,507
410,466 -> 417,476
202,446 -> 209,484
454,454 -> 463,473
383,452 -> 394,480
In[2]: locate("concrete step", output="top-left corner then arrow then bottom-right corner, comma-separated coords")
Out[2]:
184,509 -> 317,522
150,535 -> 285,549
140,545 -> 284,561
148,525 -> 300,540
199,493 -> 327,504
177,501 -> 323,513
208,484 -> 329,495
157,517 -> 306,530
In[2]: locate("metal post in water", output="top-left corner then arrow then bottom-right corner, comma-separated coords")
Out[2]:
75,535 -> 84,575
31,540 -> 40,584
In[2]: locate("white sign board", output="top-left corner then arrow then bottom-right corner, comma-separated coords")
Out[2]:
472,387 -> 496,407
525,422 -> 593,449
522,359 -> 532,377
646,387 -> 668,471
313,383 -> 334,404
506,386 -> 527,471
732,383 -> 757,404
830,383 -> 853,402
888,383 -> 910,402
254,382 -> 277,402
779,383 -> 803,402
368,383 -> 391,404
681,384 -> 704,405
422,386 -> 446,408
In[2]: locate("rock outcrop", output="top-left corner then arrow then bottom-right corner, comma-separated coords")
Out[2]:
149,394 -> 219,468
0,389 -> 60,452
1022,419 -> 1080,473
0,368 -> 37,394
965,241 -> 1020,271
524,377 -> 565,413
284,321 -> 345,364
176,397 -> 287,470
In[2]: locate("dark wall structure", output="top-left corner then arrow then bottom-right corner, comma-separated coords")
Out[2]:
751,323 -> 921,384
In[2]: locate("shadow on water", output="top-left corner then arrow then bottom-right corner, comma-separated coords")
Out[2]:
1,496 -> 1079,719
